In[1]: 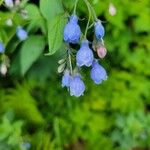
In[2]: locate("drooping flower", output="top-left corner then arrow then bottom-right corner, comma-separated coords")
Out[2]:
90,60 -> 107,84
0,42 -> 5,53
16,26 -> 28,41
64,15 -> 81,44
61,71 -> 71,87
94,21 -> 105,39
76,40 -> 94,67
69,74 -> 85,97
4,0 -> 14,8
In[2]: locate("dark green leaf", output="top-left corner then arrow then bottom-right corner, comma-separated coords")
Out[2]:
47,15 -> 67,55
20,35 -> 45,75
40,0 -> 64,21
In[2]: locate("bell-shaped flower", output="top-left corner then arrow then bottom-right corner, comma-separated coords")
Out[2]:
94,20 -> 105,39
69,74 -> 85,97
64,15 -> 81,44
90,60 -> 107,84
76,40 -> 94,67
61,71 -> 71,88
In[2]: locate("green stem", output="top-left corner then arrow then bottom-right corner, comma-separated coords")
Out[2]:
89,3 -> 98,21
101,38 -> 105,45
84,14 -> 91,39
83,0 -> 98,21
68,50 -> 73,75
73,0 -> 79,14
83,0 -> 92,39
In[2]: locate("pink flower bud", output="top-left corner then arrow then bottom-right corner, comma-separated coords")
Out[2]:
97,46 -> 107,59
15,0 -> 20,6
109,3 -> 117,16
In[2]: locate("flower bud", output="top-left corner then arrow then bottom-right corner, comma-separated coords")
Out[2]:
15,0 -> 20,6
97,46 -> 107,59
94,20 -> 105,39
109,3 -> 117,16
5,18 -> 13,26
58,59 -> 66,65
58,63 -> 66,73
16,26 -> 28,41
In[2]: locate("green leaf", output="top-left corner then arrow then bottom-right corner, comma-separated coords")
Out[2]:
0,0 -> 3,6
20,36 -> 45,75
47,15 -> 67,55
25,4 -> 46,34
40,0 -> 64,21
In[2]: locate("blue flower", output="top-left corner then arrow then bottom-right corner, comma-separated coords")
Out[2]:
61,71 -> 71,87
94,21 -> 105,39
64,15 -> 81,44
76,40 -> 94,67
69,74 -> 85,97
90,60 -> 107,84
4,0 -> 14,8
0,42 -> 5,53
21,142 -> 31,150
16,26 -> 28,41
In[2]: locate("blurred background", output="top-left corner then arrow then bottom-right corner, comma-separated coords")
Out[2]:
0,0 -> 150,149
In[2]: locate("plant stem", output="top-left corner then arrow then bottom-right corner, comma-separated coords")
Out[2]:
83,0 -> 92,39
68,50 -> 73,75
101,38 -> 105,45
84,14 -> 91,39
83,0 -> 98,21
73,0 -> 79,14
89,3 -> 98,21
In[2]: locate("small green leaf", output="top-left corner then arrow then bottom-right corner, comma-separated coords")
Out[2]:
25,4 -> 46,34
47,15 -> 67,55
40,0 -> 64,21
20,36 -> 45,75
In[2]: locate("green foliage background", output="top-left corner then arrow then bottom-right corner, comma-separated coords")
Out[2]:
0,0 -> 150,149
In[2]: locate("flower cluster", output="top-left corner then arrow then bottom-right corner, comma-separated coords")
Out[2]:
60,7 -> 108,97
4,0 -> 28,41
0,0 -> 28,76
